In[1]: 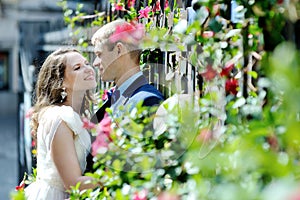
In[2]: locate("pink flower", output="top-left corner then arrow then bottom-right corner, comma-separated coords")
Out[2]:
82,118 -> 96,130
109,21 -> 145,44
102,89 -> 109,100
202,31 -> 215,38
96,114 -> 112,140
92,134 -> 109,156
112,3 -> 125,11
213,4 -> 220,16
157,192 -> 180,200
197,128 -> 213,142
91,114 -> 112,156
138,6 -> 151,19
200,65 -> 218,81
220,62 -> 234,77
288,189 -> 300,200
131,23 -> 145,40
25,107 -> 34,118
133,189 -> 148,200
225,78 -> 239,95
31,140 -> 36,147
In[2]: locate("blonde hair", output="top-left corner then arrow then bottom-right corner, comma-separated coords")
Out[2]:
92,19 -> 124,45
92,19 -> 142,62
30,48 -> 94,141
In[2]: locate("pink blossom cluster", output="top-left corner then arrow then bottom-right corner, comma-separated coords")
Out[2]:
82,114 -> 112,156
109,21 -> 145,44
112,0 -> 169,19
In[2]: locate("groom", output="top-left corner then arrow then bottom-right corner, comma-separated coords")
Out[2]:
90,19 -> 164,123
85,19 -> 164,172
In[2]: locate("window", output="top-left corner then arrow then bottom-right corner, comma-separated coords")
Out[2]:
0,52 -> 9,90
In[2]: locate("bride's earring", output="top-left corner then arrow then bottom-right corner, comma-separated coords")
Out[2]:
60,87 -> 67,102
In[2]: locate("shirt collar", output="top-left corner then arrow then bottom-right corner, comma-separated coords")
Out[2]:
118,71 -> 143,95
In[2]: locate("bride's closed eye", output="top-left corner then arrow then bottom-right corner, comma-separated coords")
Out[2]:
74,65 -> 81,70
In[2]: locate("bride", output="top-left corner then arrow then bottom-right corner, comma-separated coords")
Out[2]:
24,48 -> 100,199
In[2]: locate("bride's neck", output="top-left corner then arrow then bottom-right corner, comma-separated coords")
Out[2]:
63,92 -> 84,114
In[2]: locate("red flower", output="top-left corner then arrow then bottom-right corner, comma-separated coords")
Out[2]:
109,22 -> 145,44
82,118 -> 96,130
15,180 -> 25,191
153,0 -> 161,12
266,135 -> 279,151
127,0 -> 135,8
220,62 -> 234,77
200,65 -> 218,81
138,6 -> 151,19
164,0 -> 169,9
225,78 -> 239,95
277,0 -> 284,4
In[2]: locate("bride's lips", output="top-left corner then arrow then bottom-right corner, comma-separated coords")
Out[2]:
85,74 -> 95,80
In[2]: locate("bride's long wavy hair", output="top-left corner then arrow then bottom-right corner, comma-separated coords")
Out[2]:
30,48 -> 95,142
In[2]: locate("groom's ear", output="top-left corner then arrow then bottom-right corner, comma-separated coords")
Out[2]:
115,42 -> 127,55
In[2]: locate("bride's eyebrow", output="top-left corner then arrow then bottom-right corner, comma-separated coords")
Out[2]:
71,63 -> 81,69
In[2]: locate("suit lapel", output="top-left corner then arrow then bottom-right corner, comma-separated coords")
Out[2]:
122,75 -> 148,98
91,75 -> 148,123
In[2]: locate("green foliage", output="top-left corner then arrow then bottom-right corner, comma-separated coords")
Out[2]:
51,0 -> 300,199
10,190 -> 26,200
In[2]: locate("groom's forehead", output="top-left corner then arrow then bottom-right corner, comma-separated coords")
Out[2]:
94,40 -> 109,51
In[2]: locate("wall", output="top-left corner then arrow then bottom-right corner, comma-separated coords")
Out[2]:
0,1 -> 19,116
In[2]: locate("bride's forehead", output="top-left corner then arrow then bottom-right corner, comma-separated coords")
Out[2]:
66,52 -> 85,65
65,51 -> 82,60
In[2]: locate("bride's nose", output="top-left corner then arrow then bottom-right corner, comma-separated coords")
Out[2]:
85,65 -> 94,74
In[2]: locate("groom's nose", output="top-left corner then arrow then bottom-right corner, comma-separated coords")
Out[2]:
93,56 -> 101,68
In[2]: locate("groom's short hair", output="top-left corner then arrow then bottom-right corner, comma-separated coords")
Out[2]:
91,19 -> 142,54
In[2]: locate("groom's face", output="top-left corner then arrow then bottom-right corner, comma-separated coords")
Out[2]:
93,41 -> 119,82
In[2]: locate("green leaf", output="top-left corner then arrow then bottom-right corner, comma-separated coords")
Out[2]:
248,71 -> 258,79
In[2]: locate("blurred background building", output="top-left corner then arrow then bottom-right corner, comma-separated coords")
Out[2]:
0,0 -> 97,199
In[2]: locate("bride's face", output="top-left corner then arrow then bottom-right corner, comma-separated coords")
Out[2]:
63,52 -> 97,92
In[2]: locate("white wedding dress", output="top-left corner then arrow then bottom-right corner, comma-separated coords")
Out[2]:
24,105 -> 91,200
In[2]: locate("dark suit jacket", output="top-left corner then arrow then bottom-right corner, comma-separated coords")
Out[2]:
85,75 -> 164,173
